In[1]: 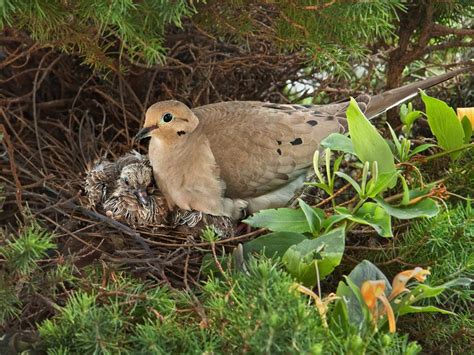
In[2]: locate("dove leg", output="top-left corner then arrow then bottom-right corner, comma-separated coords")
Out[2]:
223,198 -> 249,220
247,174 -> 306,213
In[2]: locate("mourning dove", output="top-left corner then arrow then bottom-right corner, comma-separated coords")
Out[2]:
135,68 -> 470,219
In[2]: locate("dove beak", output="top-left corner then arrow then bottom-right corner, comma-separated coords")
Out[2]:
134,125 -> 157,142
134,189 -> 150,206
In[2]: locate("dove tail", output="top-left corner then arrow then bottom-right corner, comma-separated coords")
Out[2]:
364,65 -> 472,119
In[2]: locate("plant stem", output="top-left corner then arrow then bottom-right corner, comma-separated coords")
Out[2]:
423,143 -> 473,162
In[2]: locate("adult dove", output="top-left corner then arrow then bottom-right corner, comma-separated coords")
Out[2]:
135,67 -> 471,219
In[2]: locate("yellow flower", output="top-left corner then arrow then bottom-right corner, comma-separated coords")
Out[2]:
294,283 -> 339,329
389,267 -> 430,301
457,107 -> 474,128
361,280 -> 396,333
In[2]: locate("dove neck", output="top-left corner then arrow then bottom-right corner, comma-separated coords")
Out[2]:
149,125 -> 209,162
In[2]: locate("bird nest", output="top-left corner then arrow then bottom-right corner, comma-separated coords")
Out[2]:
0,29 -> 315,287
1,107 -> 263,287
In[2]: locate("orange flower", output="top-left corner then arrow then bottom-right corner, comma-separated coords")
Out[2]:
457,107 -> 474,128
389,267 -> 430,301
361,280 -> 396,333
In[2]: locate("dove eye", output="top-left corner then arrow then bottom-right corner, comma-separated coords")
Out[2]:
162,113 -> 174,123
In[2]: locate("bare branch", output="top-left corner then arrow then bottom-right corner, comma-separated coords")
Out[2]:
431,24 -> 474,37
424,39 -> 474,54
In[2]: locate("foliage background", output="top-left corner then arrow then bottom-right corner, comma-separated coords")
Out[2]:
0,0 -> 473,353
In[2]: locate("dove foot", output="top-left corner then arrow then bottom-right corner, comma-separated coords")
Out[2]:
223,198 -> 248,220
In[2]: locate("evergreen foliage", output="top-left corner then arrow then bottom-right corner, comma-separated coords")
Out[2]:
0,0 -> 195,68
0,223 -> 55,275
0,0 -> 409,74
37,259 -> 419,354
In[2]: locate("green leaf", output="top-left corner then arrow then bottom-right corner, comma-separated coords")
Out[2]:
243,208 -> 310,233
409,143 -> 437,157
298,199 -> 322,234
337,202 -> 392,237
403,111 -> 422,126
321,133 -> 355,155
306,182 -> 333,195
374,197 -> 439,219
334,260 -> 390,327
346,98 -> 396,174
242,232 -> 308,259
366,171 -> 399,197
461,116 -> 473,144
321,214 -> 348,232
346,260 -> 392,292
282,226 -> 345,286
387,123 -> 402,154
397,305 -> 454,316
335,171 -> 362,195
421,92 -> 464,159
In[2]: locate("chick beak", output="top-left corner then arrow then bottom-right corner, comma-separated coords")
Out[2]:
134,189 -> 150,206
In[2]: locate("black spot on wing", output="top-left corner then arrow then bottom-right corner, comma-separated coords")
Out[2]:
290,138 -> 303,145
177,131 -> 186,136
276,148 -> 282,155
275,173 -> 289,181
306,120 -> 318,126
263,103 -> 293,111
276,140 -> 282,145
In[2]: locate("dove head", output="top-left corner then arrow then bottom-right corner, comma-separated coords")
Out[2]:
136,100 -> 199,143
118,162 -> 154,206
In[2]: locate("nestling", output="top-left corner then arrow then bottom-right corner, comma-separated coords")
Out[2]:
103,160 -> 168,225
84,150 -> 148,207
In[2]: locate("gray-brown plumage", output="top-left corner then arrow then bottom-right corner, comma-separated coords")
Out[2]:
103,161 -> 168,225
135,67 -> 471,219
84,151 -> 146,207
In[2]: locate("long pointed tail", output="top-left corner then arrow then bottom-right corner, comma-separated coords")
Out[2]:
365,66 -> 473,119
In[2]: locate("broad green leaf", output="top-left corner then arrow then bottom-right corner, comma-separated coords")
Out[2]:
346,259 -> 392,293
335,171 -> 362,195
409,143 -> 437,157
410,277 -> 472,300
321,133 -> 355,155
335,260 -> 390,327
298,199 -> 322,234
421,92 -> 464,159
337,202 -> 393,237
374,197 -> 439,219
243,208 -> 310,233
461,116 -> 472,144
282,226 -> 345,286
242,232 -> 307,259
346,98 -> 396,174
397,305 -> 453,316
